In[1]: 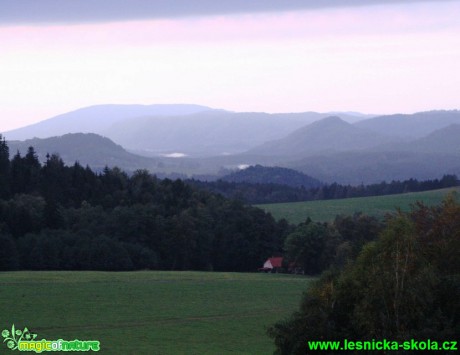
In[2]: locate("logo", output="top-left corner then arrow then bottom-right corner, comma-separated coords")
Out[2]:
2,325 -> 100,353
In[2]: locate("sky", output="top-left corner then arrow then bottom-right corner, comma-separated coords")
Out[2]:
0,0 -> 459,132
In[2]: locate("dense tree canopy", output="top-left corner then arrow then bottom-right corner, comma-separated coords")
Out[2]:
191,174 -> 459,204
268,195 -> 460,354
0,136 -> 289,271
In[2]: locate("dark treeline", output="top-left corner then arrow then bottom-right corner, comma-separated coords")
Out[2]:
0,136 -> 290,271
220,165 -> 323,189
269,196 -> 460,354
189,174 -> 459,204
281,213 -> 383,276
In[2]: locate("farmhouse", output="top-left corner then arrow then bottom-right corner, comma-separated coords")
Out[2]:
259,257 -> 283,273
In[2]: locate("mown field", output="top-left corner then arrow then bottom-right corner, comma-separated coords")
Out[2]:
0,271 -> 312,354
256,187 -> 460,224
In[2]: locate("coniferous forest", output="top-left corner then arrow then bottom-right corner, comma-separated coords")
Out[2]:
0,136 -> 289,271
191,174 -> 458,204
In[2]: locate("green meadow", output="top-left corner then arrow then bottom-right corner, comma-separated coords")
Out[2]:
256,187 -> 460,224
0,271 -> 312,354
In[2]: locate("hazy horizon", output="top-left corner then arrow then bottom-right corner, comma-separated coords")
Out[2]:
1,0 -> 459,132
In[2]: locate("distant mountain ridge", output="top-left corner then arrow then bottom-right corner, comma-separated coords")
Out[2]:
247,116 -> 395,158
383,124 -> 460,155
103,111 -> 352,156
355,110 -> 460,139
3,104 -> 214,141
4,107 -> 460,185
286,151 -> 460,185
2,104 -> 371,157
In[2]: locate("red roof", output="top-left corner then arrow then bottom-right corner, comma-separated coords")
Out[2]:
267,257 -> 283,268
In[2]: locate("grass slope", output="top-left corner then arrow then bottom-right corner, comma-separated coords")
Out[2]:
0,271 -> 312,355
257,187 -> 460,224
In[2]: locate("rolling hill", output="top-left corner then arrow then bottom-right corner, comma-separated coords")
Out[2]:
378,124 -> 460,155
4,108 -> 459,185
235,112 -> 460,184
286,150 -> 460,185
101,111 -> 335,157
7,133 -> 169,173
257,187 -> 460,224
354,110 -> 460,139
220,165 -> 322,188
2,104 -> 370,158
2,104 -> 214,141
246,116 -> 395,158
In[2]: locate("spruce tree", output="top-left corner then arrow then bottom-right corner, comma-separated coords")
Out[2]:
0,134 -> 11,198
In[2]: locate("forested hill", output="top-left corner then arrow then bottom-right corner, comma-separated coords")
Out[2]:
7,133 -> 162,172
0,136 -> 288,271
220,165 -> 322,188
191,174 -> 459,204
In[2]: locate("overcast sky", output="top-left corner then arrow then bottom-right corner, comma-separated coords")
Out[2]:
1,0 -> 459,131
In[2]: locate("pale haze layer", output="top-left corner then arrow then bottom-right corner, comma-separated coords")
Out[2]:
0,0 -> 459,131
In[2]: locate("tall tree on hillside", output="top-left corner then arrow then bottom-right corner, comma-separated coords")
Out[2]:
41,154 -> 67,200
99,166 -> 129,207
24,146 -> 41,193
284,221 -> 341,275
9,148 -> 41,195
10,151 -> 25,194
0,135 -> 10,198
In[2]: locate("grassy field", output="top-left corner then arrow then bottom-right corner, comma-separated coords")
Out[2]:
0,271 -> 312,354
256,187 -> 460,224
